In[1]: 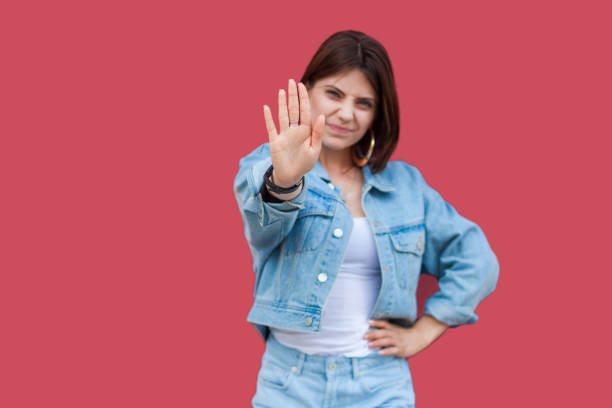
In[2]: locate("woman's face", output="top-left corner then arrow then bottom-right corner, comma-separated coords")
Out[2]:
307,69 -> 377,153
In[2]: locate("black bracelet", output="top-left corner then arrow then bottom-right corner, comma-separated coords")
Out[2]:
259,182 -> 284,203
263,165 -> 303,194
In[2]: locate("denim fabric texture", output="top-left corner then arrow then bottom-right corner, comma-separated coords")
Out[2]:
252,334 -> 415,407
234,142 -> 499,342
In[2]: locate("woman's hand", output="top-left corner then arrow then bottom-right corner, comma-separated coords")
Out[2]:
364,315 -> 450,358
263,79 -> 326,187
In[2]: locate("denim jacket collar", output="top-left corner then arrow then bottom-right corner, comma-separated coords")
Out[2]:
311,160 -> 396,192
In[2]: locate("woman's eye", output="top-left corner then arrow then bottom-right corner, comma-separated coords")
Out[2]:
326,90 -> 372,108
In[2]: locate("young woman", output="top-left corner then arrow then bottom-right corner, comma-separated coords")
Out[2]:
234,30 -> 499,407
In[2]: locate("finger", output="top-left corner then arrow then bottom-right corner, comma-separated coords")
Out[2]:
287,79 -> 299,126
297,82 -> 311,127
310,114 -> 325,149
365,329 -> 390,340
263,105 -> 278,141
378,346 -> 400,356
368,319 -> 393,329
278,89 -> 289,133
368,337 -> 395,348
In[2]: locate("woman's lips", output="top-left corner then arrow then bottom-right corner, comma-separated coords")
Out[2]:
327,124 -> 352,134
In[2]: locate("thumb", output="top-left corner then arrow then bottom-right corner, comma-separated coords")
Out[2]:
311,114 -> 325,150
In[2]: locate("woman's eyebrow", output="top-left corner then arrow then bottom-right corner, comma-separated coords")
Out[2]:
325,85 -> 375,102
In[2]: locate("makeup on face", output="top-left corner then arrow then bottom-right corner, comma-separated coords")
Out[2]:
308,70 -> 377,149
322,85 -> 376,110
327,123 -> 353,134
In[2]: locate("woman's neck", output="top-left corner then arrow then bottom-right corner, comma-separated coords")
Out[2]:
319,146 -> 355,177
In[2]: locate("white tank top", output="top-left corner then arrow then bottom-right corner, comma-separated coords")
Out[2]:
270,217 -> 382,356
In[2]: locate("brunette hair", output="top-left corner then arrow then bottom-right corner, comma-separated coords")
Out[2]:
300,30 -> 400,173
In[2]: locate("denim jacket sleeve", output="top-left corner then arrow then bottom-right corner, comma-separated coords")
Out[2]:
233,143 -> 308,269
411,166 -> 500,328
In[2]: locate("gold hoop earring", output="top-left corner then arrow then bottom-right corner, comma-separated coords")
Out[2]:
351,130 -> 375,167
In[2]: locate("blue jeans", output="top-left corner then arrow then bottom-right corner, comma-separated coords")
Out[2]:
252,334 -> 415,407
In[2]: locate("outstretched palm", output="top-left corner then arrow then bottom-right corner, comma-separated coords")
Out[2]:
263,79 -> 325,187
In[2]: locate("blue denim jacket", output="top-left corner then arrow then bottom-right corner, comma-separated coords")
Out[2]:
234,143 -> 499,342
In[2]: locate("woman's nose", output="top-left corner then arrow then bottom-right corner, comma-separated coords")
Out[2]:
337,102 -> 354,122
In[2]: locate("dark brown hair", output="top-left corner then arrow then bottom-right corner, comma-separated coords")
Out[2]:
300,30 -> 399,174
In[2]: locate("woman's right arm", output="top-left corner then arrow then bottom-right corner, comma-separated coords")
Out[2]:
234,79 -> 325,265
233,143 -> 308,265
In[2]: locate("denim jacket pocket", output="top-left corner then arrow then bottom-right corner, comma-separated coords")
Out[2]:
283,192 -> 335,255
389,225 -> 425,289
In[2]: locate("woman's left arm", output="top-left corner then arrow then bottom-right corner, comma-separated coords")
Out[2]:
418,173 -> 500,329
365,315 -> 449,358
365,166 -> 499,357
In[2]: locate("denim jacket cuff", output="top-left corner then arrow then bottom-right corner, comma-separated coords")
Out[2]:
423,297 -> 479,328
248,157 -> 307,226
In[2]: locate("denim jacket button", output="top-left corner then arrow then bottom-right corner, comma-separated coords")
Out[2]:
333,228 -> 343,238
328,183 -> 335,190
317,272 -> 328,283
417,236 -> 424,251
305,317 -> 313,326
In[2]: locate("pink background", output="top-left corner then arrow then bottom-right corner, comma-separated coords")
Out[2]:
1,0 -> 610,406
